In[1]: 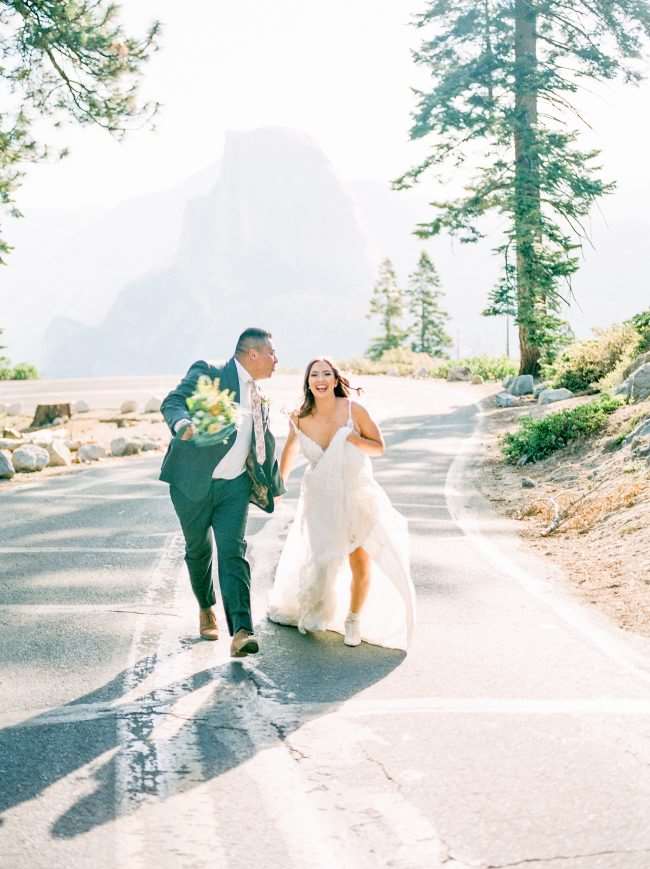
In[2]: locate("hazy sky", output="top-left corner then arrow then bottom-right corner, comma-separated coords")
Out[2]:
17,0 -> 650,223
10,0 -> 650,363
21,1 -> 430,209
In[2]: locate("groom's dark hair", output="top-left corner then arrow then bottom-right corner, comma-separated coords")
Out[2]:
235,327 -> 272,356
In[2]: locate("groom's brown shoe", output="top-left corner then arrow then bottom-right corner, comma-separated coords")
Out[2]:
230,629 -> 259,658
199,607 -> 219,641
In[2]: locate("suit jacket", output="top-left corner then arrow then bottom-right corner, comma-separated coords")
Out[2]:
159,357 -> 286,512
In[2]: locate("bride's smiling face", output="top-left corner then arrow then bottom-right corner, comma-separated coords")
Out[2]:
309,361 -> 336,397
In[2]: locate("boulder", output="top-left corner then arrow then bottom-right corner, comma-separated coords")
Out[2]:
415,367 -> 430,379
46,441 -> 72,467
73,400 -> 90,413
502,376 -> 514,390
3,428 -> 22,439
621,350 -> 650,382
13,444 -> 49,472
614,380 -> 631,399
120,400 -> 138,414
521,477 -> 536,488
538,387 -> 574,406
629,363 -> 650,403
0,438 -> 24,451
111,436 -> 143,457
471,375 -> 484,385
0,449 -> 14,479
29,430 -> 55,446
623,417 -> 650,447
533,382 -> 548,398
509,375 -> 534,396
631,436 -> 650,459
7,403 -> 21,416
135,437 -> 161,452
496,392 -> 520,408
447,366 -> 471,382
144,397 -> 162,413
78,444 -> 106,462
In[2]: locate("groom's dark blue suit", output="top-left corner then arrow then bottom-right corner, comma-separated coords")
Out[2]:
160,357 -> 285,635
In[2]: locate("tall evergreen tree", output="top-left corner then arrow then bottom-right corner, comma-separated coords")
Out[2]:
396,0 -> 650,375
407,251 -> 452,357
367,258 -> 408,360
0,326 -> 7,362
0,1 -> 160,261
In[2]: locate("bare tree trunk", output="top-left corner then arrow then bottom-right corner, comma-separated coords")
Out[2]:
514,0 -> 542,376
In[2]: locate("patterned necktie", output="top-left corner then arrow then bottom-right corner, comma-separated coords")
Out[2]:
250,380 -> 266,465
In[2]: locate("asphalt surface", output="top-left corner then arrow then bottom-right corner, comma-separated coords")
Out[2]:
1,377 -> 650,869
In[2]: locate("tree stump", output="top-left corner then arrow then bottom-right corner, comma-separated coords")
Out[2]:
31,403 -> 72,428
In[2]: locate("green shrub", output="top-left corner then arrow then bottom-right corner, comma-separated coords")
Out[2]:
339,348 -> 439,377
546,324 -> 640,392
0,365 -> 12,380
10,362 -> 38,380
630,308 -> 650,353
502,394 -> 621,465
433,355 -> 517,382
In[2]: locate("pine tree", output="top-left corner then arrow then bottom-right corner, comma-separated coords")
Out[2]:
367,258 -> 408,360
396,0 -> 650,375
407,251 -> 452,357
0,326 -> 9,371
0,1 -> 160,261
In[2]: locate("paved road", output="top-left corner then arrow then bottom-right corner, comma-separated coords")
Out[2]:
1,378 -> 650,869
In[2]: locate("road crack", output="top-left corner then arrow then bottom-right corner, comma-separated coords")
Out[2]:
486,847 -> 650,867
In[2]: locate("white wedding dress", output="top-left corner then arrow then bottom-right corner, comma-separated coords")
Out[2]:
267,403 -> 416,651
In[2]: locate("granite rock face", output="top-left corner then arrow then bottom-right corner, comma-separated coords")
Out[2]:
43,128 -> 375,375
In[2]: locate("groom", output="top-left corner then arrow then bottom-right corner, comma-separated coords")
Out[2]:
159,327 -> 285,657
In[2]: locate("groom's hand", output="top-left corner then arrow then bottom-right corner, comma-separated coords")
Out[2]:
176,421 -> 196,441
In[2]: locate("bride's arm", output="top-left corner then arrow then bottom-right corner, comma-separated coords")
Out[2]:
347,403 -> 385,457
279,416 -> 301,480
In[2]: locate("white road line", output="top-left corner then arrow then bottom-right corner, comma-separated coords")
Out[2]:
0,603 -> 179,615
5,695 -> 650,731
446,399 -> 650,687
0,547 -> 164,554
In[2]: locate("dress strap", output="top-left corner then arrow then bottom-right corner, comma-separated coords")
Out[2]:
288,411 -> 300,433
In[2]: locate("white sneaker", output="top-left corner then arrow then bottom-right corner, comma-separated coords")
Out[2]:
344,614 -> 361,647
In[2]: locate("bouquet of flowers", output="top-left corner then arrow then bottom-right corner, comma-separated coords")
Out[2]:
185,375 -> 239,447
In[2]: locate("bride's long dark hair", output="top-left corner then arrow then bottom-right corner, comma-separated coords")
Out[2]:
298,357 -> 360,418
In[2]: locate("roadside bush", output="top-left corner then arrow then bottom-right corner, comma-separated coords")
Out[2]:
502,394 -> 621,465
10,362 -> 38,380
546,324 -> 640,392
339,351 -> 516,382
429,355 -> 517,382
339,348 -> 439,377
630,308 -> 650,353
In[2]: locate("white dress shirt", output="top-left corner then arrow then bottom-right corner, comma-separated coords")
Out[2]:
212,358 -> 253,480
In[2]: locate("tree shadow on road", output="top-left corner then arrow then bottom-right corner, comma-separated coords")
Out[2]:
0,619 -> 403,839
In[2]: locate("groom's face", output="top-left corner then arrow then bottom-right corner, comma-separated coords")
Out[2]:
247,339 -> 278,380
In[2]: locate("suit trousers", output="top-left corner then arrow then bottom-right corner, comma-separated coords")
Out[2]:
169,471 -> 253,635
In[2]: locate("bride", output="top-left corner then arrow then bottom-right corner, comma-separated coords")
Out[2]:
267,357 -> 416,651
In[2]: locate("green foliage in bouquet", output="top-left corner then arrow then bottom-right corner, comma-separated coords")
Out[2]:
186,375 -> 238,447
502,395 -> 621,465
